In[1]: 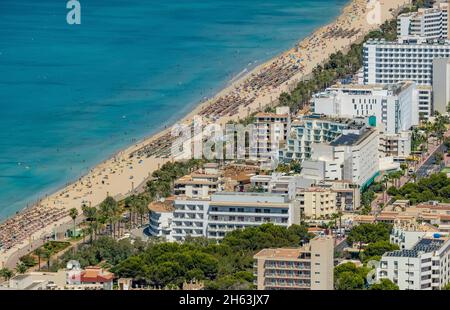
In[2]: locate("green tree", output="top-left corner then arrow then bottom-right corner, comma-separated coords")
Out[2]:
369,278 -> 399,290
99,196 -> 119,237
335,271 -> 365,290
363,241 -> 399,258
0,268 -> 14,281
42,248 -> 53,271
15,262 -> 28,274
347,223 -> 391,252
34,248 -> 43,271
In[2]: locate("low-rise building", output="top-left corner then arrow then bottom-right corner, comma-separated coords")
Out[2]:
75,267 -> 114,290
390,222 -> 440,250
253,236 -> 334,290
174,163 -> 223,199
353,201 -> 450,232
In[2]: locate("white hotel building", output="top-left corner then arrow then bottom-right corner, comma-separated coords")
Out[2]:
397,2 -> 449,41
300,127 -> 380,189
363,38 -> 450,86
154,192 -> 299,242
363,38 -> 450,117
312,82 -> 419,134
377,236 -> 450,290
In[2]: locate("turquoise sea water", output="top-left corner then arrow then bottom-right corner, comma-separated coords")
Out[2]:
0,0 -> 348,220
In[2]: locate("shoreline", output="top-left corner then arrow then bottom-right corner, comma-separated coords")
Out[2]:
0,0 -> 409,267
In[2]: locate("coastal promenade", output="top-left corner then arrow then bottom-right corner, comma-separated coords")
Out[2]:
0,0 -> 409,268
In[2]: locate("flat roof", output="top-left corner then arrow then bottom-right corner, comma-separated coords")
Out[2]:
384,238 -> 447,258
255,112 -> 289,118
209,201 -> 289,208
331,128 -> 376,147
254,248 -> 304,260
148,197 -> 175,213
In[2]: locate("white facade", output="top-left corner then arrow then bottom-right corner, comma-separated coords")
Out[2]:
363,38 -> 450,86
279,115 -> 366,163
253,106 -> 291,161
158,192 -> 299,241
301,128 -> 380,188
379,131 -> 412,161
377,236 -> 450,290
313,82 -> 419,134
207,192 -> 298,239
432,57 -> 450,113
250,173 -> 315,200
148,209 -> 174,238
390,226 -> 433,250
171,198 -> 210,241
417,85 -> 433,119
397,3 -> 449,40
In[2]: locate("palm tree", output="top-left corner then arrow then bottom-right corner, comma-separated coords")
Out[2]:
82,204 -> 98,243
99,196 -> 119,237
15,262 -> 28,274
136,195 -> 149,227
34,248 -> 43,271
69,208 -> 79,238
42,249 -> 53,271
0,268 -> 14,282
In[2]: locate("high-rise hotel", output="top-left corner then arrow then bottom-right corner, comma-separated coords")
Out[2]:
363,38 -> 450,116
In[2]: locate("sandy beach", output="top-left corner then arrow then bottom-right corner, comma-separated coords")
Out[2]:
0,0 -> 409,267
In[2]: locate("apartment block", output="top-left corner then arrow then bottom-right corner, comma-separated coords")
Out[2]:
300,127 -> 380,189
150,192 -> 299,241
250,173 -> 315,200
207,192 -> 299,240
253,236 -> 334,290
173,163 -> 223,199
148,197 -> 176,238
379,131 -> 412,162
432,57 -> 450,113
377,236 -> 450,290
297,188 -> 337,219
252,106 -> 291,160
279,115 -> 365,163
417,85 -> 433,120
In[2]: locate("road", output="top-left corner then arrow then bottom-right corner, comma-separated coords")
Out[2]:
370,128 -> 449,215
416,144 -> 446,179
